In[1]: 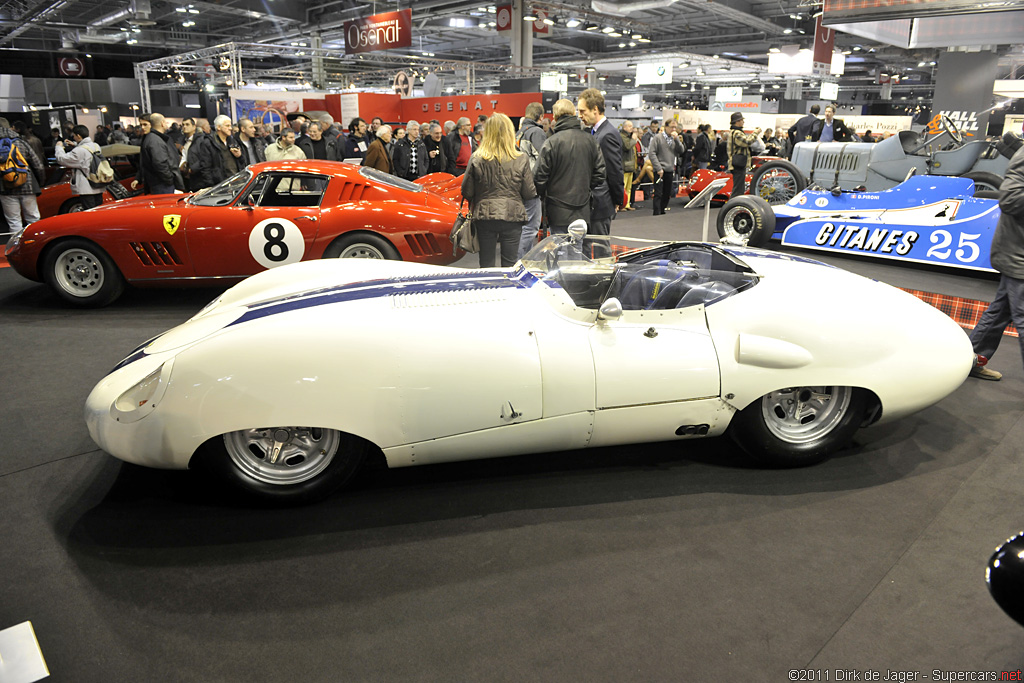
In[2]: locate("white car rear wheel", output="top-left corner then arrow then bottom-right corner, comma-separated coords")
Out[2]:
730,386 -> 866,467
210,427 -> 367,503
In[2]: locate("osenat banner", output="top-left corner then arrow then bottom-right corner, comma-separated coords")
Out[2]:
344,9 -> 412,55
823,0 -> 1009,23
931,51 -> 998,138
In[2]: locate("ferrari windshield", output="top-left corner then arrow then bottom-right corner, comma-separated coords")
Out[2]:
190,170 -> 253,207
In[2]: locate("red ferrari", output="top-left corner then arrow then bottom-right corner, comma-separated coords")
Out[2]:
37,144 -> 141,218
6,160 -> 461,306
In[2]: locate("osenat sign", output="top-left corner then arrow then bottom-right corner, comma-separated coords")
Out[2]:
344,9 -> 412,55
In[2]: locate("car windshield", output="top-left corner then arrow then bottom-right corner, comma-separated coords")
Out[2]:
359,167 -> 422,192
189,170 -> 253,206
521,233 -> 759,310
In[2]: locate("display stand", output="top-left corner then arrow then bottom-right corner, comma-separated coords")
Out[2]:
682,177 -> 728,243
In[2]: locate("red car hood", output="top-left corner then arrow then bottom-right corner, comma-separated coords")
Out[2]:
89,193 -> 191,211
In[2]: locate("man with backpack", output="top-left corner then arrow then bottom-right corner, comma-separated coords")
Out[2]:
515,102 -> 547,258
0,117 -> 46,240
54,125 -> 106,210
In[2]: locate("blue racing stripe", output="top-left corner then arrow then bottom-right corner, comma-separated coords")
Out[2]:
230,272 -> 525,327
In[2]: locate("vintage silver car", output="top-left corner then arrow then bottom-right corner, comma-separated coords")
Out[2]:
751,116 -> 1017,204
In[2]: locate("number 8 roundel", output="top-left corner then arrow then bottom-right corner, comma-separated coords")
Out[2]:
248,217 -> 306,269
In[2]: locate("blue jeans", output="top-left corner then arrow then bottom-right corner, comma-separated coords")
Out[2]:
517,196 -> 543,259
970,274 -> 1024,368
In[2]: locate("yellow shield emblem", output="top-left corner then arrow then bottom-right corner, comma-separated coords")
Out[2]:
162,214 -> 182,235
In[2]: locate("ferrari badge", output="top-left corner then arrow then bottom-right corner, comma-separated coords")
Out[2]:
163,214 -> 182,235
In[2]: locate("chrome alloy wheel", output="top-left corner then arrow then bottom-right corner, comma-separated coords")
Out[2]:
720,205 -> 756,246
339,242 -> 386,258
53,248 -> 106,298
223,427 -> 342,486
760,386 -> 853,445
755,169 -> 800,204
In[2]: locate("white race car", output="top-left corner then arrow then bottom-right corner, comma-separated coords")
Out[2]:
86,226 -> 973,503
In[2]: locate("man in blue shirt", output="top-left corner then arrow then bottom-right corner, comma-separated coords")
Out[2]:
812,104 -> 853,142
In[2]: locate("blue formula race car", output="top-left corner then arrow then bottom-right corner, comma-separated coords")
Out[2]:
716,174 -> 1000,273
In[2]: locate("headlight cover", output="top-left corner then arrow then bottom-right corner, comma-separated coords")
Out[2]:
111,360 -> 173,424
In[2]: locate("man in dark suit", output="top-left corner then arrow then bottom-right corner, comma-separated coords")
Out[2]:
577,88 -> 623,237
811,104 -> 853,143
787,104 -> 820,155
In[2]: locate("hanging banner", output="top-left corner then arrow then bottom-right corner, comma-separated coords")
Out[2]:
344,9 -> 412,55
931,51 -> 998,138
813,17 -> 834,66
496,4 -> 512,31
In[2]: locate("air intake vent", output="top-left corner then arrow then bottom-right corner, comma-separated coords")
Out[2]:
814,152 -> 860,173
404,232 -> 442,256
130,241 -> 182,266
338,182 -> 366,201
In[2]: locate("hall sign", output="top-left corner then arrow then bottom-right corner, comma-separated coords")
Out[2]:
58,57 -> 85,77
344,9 -> 411,55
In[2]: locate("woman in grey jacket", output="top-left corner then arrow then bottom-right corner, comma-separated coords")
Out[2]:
461,113 -> 536,268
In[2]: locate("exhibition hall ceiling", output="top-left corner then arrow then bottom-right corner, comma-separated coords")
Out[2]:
0,0 -> 1021,102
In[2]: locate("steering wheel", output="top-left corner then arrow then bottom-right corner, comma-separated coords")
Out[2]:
941,115 -> 963,146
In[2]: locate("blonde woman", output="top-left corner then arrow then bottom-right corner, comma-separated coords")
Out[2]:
460,113 -> 537,267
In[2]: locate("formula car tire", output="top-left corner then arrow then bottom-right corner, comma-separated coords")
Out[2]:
750,160 -> 807,206
964,171 -> 1003,194
716,195 -> 775,248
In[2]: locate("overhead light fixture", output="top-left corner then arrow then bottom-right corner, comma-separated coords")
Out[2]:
585,23 -> 599,31
783,28 -> 792,34
543,16 -> 554,26
523,14 -> 537,21
638,37 -> 650,43
609,31 -> 621,37
629,41 -> 636,47
601,26 -> 614,33
618,43 -> 626,48
679,61 -> 689,67
631,32 -> 642,39
769,47 -> 780,53
566,18 -> 581,28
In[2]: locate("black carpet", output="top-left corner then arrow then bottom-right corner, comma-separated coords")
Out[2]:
2,200 -> 1022,681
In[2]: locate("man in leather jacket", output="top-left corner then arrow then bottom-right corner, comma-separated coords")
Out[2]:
532,99 -> 605,232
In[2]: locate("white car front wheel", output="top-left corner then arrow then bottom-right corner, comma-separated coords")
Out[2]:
730,386 -> 866,467
207,427 -> 367,503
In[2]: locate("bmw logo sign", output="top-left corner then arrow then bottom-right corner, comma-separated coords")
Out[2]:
657,66 -> 666,77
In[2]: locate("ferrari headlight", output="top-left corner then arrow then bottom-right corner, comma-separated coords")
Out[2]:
111,360 -> 173,423
5,229 -> 21,253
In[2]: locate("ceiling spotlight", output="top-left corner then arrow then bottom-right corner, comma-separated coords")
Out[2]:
679,61 -> 689,67
523,14 -> 537,21
783,28 -> 792,34
585,23 -> 599,31
609,31 -> 621,37
638,37 -> 650,43
631,33 -> 642,39
618,43 -> 626,48
542,16 -> 554,25
629,41 -> 636,47
601,26 -> 614,33
566,18 -> 581,28
586,66 -> 596,72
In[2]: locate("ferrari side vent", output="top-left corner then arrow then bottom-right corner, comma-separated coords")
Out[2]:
338,182 -> 366,202
130,241 -> 182,267
404,232 -> 442,256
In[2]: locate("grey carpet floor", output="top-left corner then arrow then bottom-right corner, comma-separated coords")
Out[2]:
2,201 -> 1021,681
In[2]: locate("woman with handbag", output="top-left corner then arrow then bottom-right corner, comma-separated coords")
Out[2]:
460,113 -> 536,268
726,112 -> 760,200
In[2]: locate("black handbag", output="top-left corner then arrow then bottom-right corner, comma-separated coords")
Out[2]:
731,153 -> 748,169
449,198 -> 479,255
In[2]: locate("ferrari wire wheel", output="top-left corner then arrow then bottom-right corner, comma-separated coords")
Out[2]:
53,247 -> 106,298
760,386 -> 852,445
224,427 -> 341,486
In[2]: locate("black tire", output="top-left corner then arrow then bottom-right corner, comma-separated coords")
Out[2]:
41,238 -> 125,307
716,195 -> 775,247
975,190 -> 1001,200
58,198 -> 86,214
323,233 -> 401,260
749,160 -> 807,206
202,427 -> 368,504
729,386 -> 867,467
963,171 -> 1003,194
